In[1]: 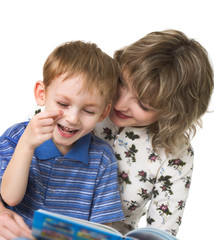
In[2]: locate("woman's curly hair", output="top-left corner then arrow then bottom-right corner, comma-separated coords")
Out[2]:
114,29 -> 213,154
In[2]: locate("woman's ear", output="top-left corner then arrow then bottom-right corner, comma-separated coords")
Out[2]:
34,81 -> 46,106
98,103 -> 112,122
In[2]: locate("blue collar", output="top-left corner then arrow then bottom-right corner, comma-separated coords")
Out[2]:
34,133 -> 91,165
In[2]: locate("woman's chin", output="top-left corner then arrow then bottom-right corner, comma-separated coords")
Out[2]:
109,112 -> 127,127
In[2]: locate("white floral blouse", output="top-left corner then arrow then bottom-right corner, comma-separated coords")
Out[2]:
94,117 -> 193,236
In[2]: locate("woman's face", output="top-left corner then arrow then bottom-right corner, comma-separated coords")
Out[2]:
109,71 -> 160,128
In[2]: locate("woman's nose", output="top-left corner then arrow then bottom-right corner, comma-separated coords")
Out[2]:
114,86 -> 130,110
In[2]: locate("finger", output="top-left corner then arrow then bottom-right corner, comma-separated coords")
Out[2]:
53,110 -> 64,122
37,118 -> 55,127
0,214 -> 31,239
35,111 -> 64,128
38,110 -> 63,120
39,126 -> 54,134
14,214 -> 32,235
0,226 -> 17,240
0,236 -> 7,240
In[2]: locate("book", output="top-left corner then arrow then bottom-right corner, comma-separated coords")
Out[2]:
32,209 -> 178,240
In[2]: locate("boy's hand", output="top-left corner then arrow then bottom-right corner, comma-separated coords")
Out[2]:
0,208 -> 32,240
23,110 -> 63,150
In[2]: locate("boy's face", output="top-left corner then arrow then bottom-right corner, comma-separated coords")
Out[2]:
37,74 -> 110,155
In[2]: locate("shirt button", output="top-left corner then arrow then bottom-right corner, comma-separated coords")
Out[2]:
51,189 -> 55,193
56,158 -> 62,163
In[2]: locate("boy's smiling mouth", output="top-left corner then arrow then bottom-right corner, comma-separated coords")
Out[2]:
57,124 -> 79,137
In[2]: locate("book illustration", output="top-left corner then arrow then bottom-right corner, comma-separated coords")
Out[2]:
32,210 -> 178,240
38,217 -> 112,240
32,210 -> 123,240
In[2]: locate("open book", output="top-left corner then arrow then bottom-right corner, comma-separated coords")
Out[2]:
32,209 -> 178,240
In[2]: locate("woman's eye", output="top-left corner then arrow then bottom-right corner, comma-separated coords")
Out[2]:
138,101 -> 149,111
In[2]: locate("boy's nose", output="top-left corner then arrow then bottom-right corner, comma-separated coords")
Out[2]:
65,109 -> 80,125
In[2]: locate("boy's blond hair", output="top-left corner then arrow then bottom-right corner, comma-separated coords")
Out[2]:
43,41 -> 119,104
114,29 -> 214,154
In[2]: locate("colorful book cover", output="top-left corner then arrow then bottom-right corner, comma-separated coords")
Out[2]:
32,210 -> 124,240
32,210 -> 178,240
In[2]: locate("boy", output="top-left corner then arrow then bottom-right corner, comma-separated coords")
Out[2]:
0,41 -> 124,232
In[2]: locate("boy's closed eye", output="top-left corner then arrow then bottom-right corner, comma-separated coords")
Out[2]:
83,109 -> 96,115
57,101 -> 96,115
84,110 -> 95,115
57,102 -> 69,107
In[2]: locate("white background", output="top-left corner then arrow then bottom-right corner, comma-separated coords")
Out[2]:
0,1 -> 213,239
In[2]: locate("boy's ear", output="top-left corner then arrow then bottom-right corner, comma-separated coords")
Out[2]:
34,81 -> 46,106
98,103 -> 112,122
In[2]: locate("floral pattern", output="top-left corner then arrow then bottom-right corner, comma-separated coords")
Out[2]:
94,117 -> 194,236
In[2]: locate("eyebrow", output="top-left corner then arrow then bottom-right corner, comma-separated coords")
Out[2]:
84,102 -> 101,108
55,94 -> 70,102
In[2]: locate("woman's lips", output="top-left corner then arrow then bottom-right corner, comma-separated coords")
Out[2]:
114,109 -> 131,119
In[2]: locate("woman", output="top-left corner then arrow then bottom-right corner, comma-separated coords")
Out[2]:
95,29 -> 213,237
